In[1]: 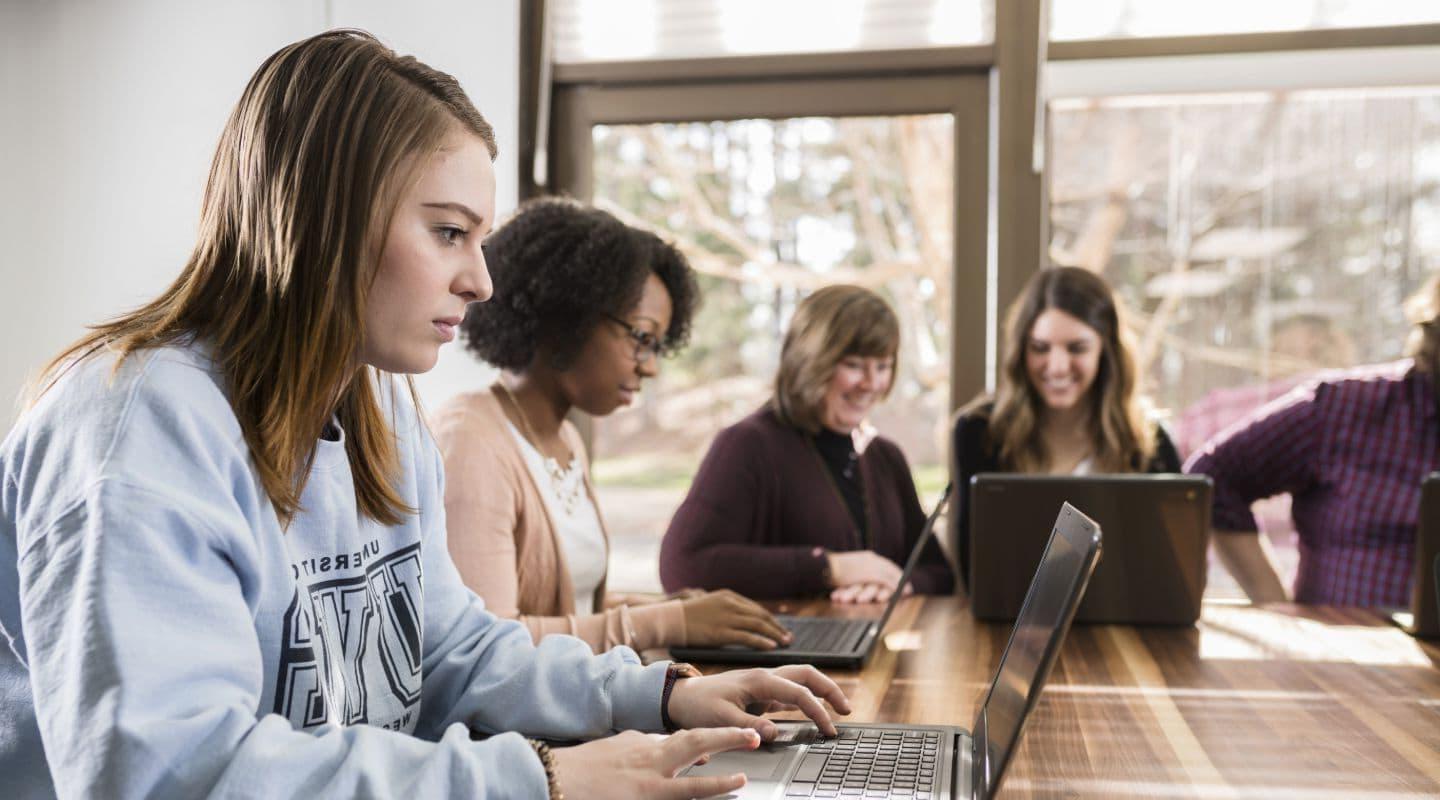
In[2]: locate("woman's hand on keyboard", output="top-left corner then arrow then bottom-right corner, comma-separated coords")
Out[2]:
552,727 -> 759,800
681,589 -> 793,649
665,664 -> 853,739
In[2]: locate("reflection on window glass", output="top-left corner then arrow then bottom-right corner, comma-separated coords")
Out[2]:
552,0 -> 993,63
1051,0 -> 1440,40
1048,87 -> 1440,595
591,116 -> 954,591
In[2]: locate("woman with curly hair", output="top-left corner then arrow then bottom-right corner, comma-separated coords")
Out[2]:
659,285 -> 955,604
950,266 -> 1180,585
433,197 -> 792,654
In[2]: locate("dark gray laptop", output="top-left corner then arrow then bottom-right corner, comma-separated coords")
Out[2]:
1392,472 -> 1440,640
670,484 -> 954,670
969,474 -> 1209,625
683,503 -> 1103,800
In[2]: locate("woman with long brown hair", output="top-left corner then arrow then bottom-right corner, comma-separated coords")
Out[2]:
0,30 -> 848,799
950,266 -> 1180,584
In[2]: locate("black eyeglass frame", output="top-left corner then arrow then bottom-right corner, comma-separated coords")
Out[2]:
602,312 -> 671,362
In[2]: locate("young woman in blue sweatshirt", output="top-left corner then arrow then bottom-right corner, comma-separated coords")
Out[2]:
0,30 -> 848,800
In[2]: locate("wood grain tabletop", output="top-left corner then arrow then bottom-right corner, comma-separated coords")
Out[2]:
684,596 -> 1440,798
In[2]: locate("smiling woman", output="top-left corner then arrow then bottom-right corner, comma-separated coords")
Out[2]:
948,266 -> 1182,583
659,284 -> 955,604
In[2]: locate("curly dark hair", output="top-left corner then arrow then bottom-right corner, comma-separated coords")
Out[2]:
461,197 -> 699,372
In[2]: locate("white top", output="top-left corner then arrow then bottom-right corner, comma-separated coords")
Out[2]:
505,421 -> 608,615
1072,456 -> 1095,476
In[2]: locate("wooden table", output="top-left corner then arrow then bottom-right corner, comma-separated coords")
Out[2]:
702,596 -> 1440,799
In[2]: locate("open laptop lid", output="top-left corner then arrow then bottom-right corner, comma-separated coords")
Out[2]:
970,502 -> 1103,799
1400,472 -> 1440,638
867,482 -> 955,634
968,474 -> 1208,625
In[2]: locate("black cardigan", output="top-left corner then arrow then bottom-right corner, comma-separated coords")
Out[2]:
949,405 -> 1183,586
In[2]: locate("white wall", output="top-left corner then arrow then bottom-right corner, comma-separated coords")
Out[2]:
0,0 -> 515,428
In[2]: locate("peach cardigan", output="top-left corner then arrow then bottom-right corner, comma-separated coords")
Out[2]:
431,389 -> 687,652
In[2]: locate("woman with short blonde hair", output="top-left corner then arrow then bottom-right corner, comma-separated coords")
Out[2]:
772,286 -> 901,432
661,285 -> 954,604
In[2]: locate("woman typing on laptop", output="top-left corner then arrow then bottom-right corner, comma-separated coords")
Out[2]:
433,197 -> 792,654
950,267 -> 1181,584
0,30 -> 849,800
659,285 -> 954,605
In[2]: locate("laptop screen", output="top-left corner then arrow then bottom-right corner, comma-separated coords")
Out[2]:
971,504 -> 1101,798
868,483 -> 954,631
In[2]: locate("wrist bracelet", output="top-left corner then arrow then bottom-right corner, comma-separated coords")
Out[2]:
660,662 -> 701,732
528,739 -> 564,800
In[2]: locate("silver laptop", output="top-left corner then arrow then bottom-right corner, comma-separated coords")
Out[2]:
671,484 -> 954,670
683,502 -> 1103,800
969,475 -> 1209,625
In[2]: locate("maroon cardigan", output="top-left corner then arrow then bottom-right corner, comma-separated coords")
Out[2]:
659,407 -> 955,599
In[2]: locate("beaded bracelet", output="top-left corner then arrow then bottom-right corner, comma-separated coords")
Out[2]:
528,738 -> 564,800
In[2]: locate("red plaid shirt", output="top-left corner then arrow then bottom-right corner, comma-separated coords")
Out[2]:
1185,360 -> 1437,607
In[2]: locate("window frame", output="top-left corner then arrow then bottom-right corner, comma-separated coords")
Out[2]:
550,71 -> 994,419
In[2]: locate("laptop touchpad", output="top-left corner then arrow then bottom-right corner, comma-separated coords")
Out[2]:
684,743 -> 802,798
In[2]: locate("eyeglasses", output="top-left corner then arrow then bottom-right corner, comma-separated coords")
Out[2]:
603,313 -> 667,363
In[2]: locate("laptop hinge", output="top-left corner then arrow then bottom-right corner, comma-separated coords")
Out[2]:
971,709 -> 988,800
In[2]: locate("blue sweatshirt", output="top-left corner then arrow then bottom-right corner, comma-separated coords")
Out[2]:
0,342 -> 668,799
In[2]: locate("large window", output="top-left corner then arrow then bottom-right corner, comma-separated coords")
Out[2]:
1049,86 -> 1440,594
547,67 -> 989,592
541,1 -> 1440,598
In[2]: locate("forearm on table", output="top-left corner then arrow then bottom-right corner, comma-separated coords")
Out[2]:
1212,530 -> 1289,604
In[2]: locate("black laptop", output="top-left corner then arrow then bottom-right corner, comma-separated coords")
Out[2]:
968,474 -> 1210,625
683,502 -> 1104,800
1392,473 -> 1440,640
670,484 -> 954,669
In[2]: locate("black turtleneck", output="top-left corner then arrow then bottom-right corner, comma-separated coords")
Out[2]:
813,427 -> 867,545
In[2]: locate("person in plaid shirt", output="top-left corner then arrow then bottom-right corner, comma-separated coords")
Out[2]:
1185,279 -> 1440,607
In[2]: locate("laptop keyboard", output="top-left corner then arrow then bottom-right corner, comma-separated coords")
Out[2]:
780,616 -> 872,652
785,728 -> 942,798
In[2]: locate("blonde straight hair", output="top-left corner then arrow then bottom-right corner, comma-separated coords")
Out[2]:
772,285 -> 900,434
31,30 -> 496,526
976,266 -> 1154,473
